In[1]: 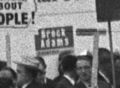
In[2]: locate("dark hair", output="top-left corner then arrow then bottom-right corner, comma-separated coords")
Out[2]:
77,55 -> 93,66
36,56 -> 46,69
114,52 -> 120,61
59,50 -> 73,62
98,48 -> 111,64
25,66 -> 38,78
61,55 -> 77,72
0,61 -> 6,71
1,67 -> 17,80
58,50 -> 73,75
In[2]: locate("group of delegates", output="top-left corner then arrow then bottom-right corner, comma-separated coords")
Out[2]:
54,47 -> 120,88
0,47 -> 120,88
0,56 -> 55,88
54,48 -> 111,88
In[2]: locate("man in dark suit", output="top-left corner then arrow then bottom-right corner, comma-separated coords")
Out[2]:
36,56 -> 55,88
53,50 -> 74,86
55,55 -> 81,88
15,56 -> 41,88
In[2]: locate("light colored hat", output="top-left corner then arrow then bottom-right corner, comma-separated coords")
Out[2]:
77,50 -> 93,63
14,55 -> 40,69
79,50 -> 92,56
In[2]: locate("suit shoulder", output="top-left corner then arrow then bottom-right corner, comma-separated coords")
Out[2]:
98,80 -> 111,88
27,80 -> 40,88
55,77 -> 74,88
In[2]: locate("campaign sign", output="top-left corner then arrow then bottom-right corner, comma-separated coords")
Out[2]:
0,0 -> 36,28
35,26 -> 74,55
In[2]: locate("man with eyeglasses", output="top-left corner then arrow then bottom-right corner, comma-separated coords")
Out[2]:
76,51 -> 111,88
76,55 -> 92,88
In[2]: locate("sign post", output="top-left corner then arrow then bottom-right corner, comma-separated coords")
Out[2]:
108,21 -> 116,88
96,0 -> 120,87
6,33 -> 11,67
76,28 -> 106,88
92,31 -> 99,88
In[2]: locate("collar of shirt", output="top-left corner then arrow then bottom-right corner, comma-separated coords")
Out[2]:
42,78 -> 47,84
64,74 -> 75,86
99,70 -> 110,83
83,82 -> 91,88
22,81 -> 31,88
44,78 -> 47,83
83,81 -> 99,88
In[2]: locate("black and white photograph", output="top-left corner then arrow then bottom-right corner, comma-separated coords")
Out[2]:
0,0 -> 119,88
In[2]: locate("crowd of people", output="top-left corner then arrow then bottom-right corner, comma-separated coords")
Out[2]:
0,47 -> 120,88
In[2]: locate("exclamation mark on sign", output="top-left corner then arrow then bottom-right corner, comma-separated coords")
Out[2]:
32,12 -> 35,24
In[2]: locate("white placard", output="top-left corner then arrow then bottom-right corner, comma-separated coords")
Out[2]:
0,0 -> 36,28
36,0 -> 95,16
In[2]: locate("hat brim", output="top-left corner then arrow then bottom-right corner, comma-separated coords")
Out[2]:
14,61 -> 39,71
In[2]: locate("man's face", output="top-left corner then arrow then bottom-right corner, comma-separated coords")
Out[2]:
16,65 -> 30,87
76,59 -> 91,82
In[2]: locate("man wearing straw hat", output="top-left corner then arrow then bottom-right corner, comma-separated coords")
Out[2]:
15,56 -> 41,88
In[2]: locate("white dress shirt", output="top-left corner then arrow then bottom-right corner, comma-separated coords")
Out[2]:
22,81 -> 31,88
64,74 -> 75,86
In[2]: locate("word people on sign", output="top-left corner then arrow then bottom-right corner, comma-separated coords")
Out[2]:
0,13 -> 28,25
0,0 -> 36,28
35,26 -> 74,50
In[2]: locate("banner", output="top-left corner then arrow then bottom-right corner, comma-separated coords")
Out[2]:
36,0 -> 95,15
35,26 -> 74,55
0,0 -> 36,28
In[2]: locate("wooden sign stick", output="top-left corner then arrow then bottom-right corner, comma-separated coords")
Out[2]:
76,29 -> 106,88
6,33 -> 11,67
91,31 -> 99,88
